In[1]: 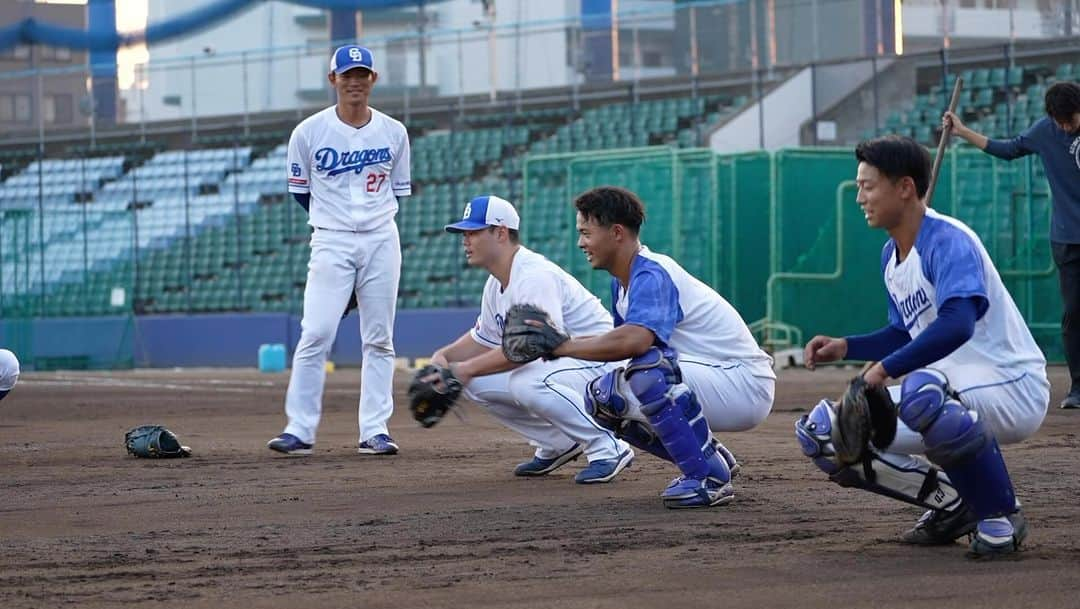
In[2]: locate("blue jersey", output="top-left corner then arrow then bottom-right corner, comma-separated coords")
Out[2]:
984,117 -> 1080,244
881,209 -> 1046,375
612,247 -> 774,378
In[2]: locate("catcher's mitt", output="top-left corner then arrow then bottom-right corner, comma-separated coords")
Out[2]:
408,364 -> 463,428
833,375 -> 897,466
124,425 -> 192,458
501,303 -> 570,364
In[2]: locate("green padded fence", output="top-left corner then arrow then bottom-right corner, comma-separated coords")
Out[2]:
521,145 -> 1061,362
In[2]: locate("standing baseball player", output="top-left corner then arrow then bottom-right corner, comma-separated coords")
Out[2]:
425,195 -> 633,483
795,135 -> 1049,557
0,348 -> 19,401
267,44 -> 411,456
514,186 -> 775,508
942,81 -> 1080,408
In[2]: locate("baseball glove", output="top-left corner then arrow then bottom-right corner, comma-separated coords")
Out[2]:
124,425 -> 192,459
501,303 -> 570,364
408,364 -> 464,428
833,375 -> 897,466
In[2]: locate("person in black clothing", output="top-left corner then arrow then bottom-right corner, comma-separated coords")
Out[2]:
944,81 -> 1080,408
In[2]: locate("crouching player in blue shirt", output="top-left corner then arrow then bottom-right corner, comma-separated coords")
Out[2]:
548,187 -> 776,508
797,136 -> 1049,558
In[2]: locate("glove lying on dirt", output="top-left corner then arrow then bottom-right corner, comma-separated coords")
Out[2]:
124,425 -> 192,458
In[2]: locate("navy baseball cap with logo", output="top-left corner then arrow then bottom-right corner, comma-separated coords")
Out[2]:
330,45 -> 377,75
445,195 -> 521,233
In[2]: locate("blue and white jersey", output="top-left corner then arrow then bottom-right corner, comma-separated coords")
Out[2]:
882,208 -> 1046,374
613,247 -> 775,378
287,106 -> 411,233
471,247 -> 613,348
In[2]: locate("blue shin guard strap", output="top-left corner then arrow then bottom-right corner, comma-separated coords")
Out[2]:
618,420 -> 672,461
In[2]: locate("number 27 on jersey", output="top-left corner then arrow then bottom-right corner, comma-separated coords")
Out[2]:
366,172 -> 387,193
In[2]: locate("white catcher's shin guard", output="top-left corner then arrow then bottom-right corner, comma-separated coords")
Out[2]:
796,399 -> 962,512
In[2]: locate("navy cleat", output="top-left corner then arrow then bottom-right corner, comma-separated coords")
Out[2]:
901,505 -> 979,545
357,434 -> 399,455
514,444 -> 583,476
1060,392 -> 1080,409
574,448 -> 634,484
967,511 -> 1028,559
267,433 -> 313,456
661,476 -> 734,509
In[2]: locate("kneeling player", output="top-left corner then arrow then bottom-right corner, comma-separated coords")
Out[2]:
510,187 -> 776,508
797,136 -> 1049,557
427,195 -> 634,484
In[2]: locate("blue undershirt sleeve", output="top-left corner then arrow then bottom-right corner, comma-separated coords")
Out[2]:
844,325 -> 912,362
880,296 -> 979,378
292,192 -> 310,213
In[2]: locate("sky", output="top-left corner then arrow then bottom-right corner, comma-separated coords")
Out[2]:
33,0 -> 149,89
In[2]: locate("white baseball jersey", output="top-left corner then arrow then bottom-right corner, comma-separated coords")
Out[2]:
882,209 -> 1046,376
471,246 -> 613,348
612,247 -> 776,379
464,246 -> 626,462
877,209 -> 1049,454
287,106 -> 411,232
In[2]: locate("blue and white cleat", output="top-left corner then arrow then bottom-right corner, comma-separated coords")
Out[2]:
574,448 -> 634,484
267,433 -> 313,456
661,476 -> 734,509
514,444 -> 583,476
967,511 -> 1028,558
357,434 -> 399,455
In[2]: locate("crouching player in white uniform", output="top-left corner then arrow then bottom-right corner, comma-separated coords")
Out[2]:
797,135 -> 1049,558
428,195 -> 634,484
0,349 -> 19,401
545,187 -> 776,508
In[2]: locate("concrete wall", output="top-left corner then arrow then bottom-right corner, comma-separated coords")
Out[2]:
708,68 -> 813,153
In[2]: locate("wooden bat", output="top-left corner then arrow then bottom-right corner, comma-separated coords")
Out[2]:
925,76 -> 964,208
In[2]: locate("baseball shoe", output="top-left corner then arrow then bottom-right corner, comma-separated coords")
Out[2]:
967,511 -> 1028,559
574,448 -> 634,484
1060,393 -> 1080,409
357,434 -> 399,455
901,505 -> 978,545
712,439 -> 741,479
514,443 -> 583,476
267,433 -> 313,456
661,476 -> 735,509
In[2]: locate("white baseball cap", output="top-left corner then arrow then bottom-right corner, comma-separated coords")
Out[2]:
330,45 -> 377,75
445,195 -> 521,232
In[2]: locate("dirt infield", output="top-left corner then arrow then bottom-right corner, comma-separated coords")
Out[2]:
2,365 -> 1079,608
